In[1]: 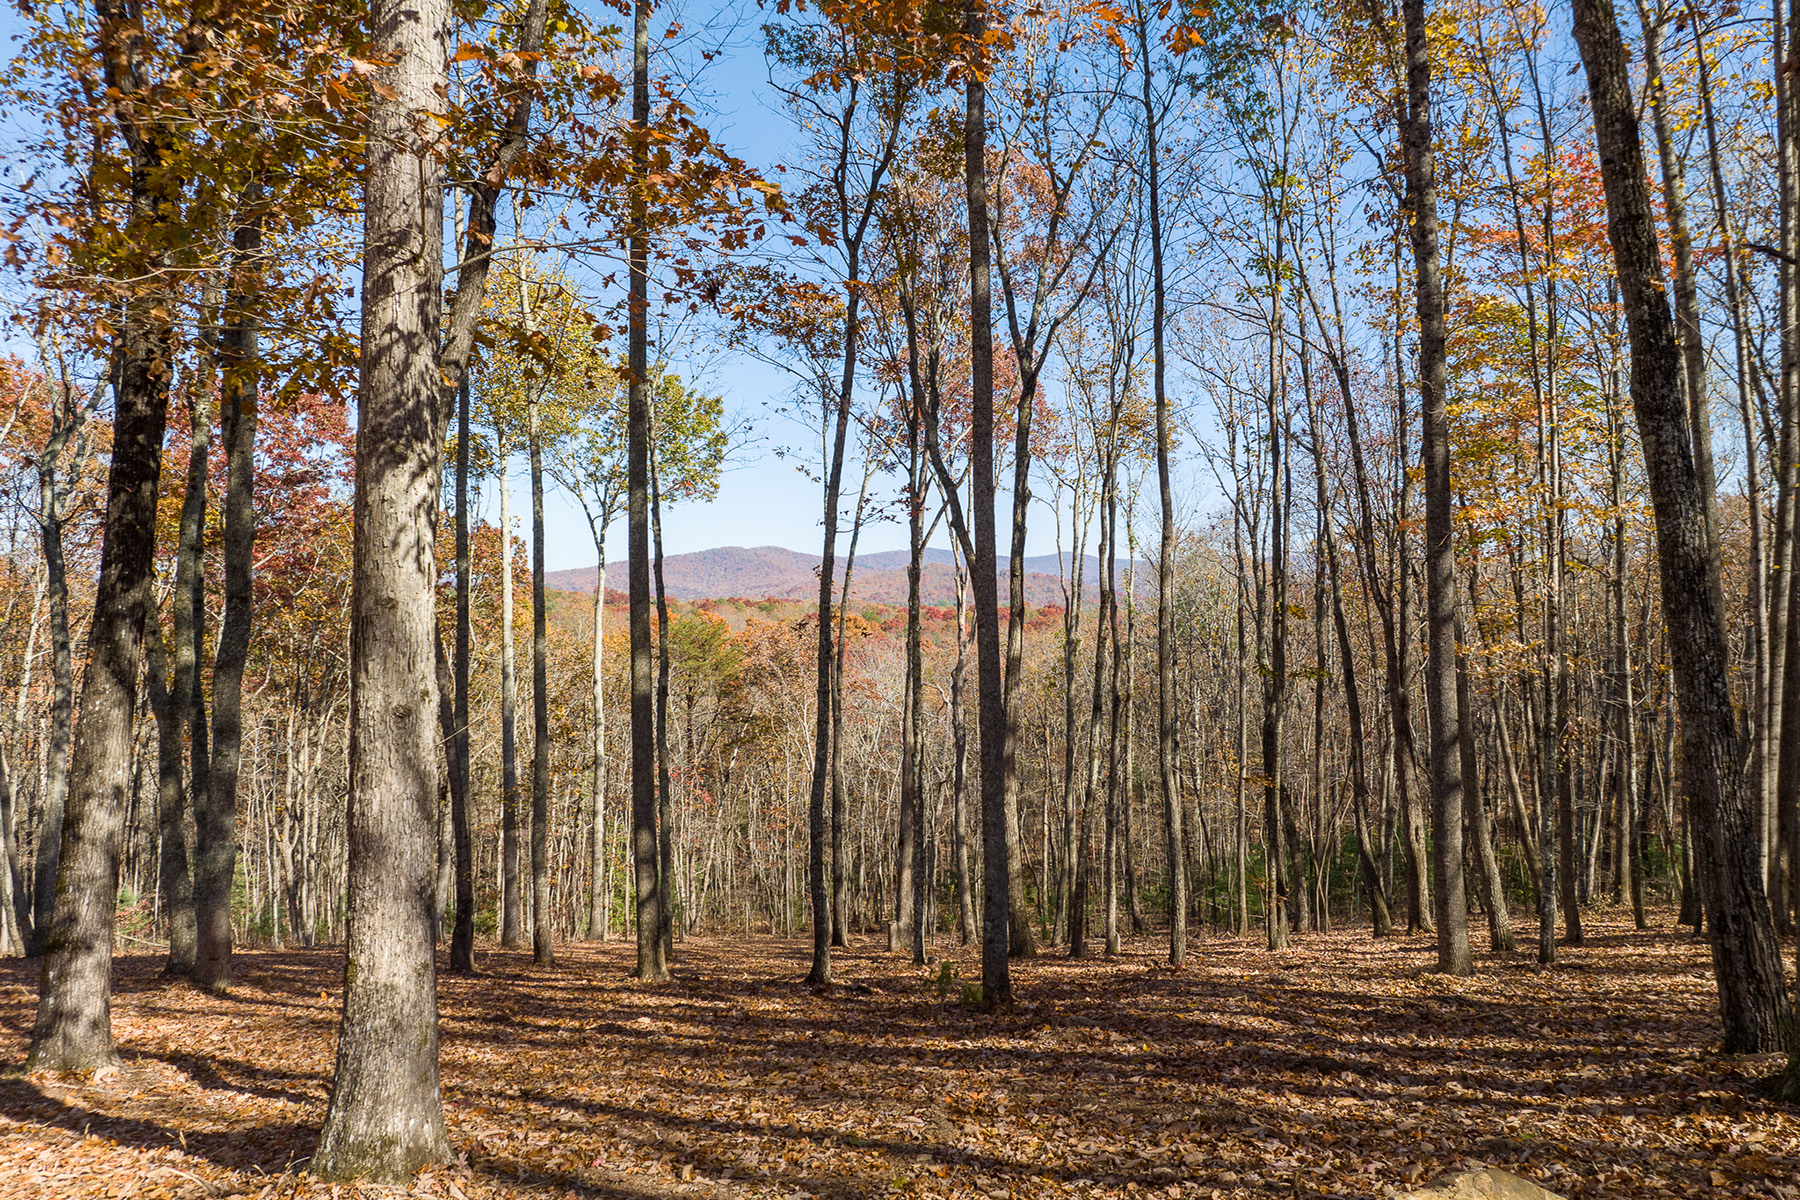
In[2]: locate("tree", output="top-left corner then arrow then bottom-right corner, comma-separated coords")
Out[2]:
628,0 -> 667,985
193,189 -> 264,991
1391,0 -> 1470,975
765,5 -> 917,984
1571,0 -> 1792,1054
1134,0 -> 1185,969
552,404 -> 627,942
964,0 -> 1011,1011
485,262 -> 603,966
437,0 -> 554,974
28,0 -> 183,1074
312,0 -> 454,1174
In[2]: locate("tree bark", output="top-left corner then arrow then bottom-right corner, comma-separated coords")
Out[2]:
145,615 -> 195,973
628,0 -> 665,985
28,0 -> 176,1072
1138,6 -> 1184,968
964,0 -> 1009,1009
1306,346 -> 1392,938
312,0 -> 453,1174
450,379 -> 476,971
1399,0 -> 1471,976
651,431 -> 675,960
31,377 -> 95,957
499,455 -> 523,948
194,198 -> 262,990
1572,0 -> 1793,1053
586,532 -> 610,942
163,371 -> 207,972
529,397 -> 555,966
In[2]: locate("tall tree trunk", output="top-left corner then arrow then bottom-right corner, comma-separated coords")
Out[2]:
897,420 -> 923,960
314,0 -> 453,1168
1572,0 -> 1794,1053
908,487 -> 928,965
145,617 -> 195,973
165,375 -> 210,978
1055,520 -> 1086,947
1136,2 -> 1184,970
28,0 -> 176,1070
1121,554 -> 1143,937
194,200 -> 262,990
831,470 -> 869,949
498,456 -> 523,948
964,0 -> 1010,1008
1306,348 -> 1392,937
1105,489 -> 1124,957
803,227 -> 860,990
4,571 -> 44,950
951,552 -> 977,946
587,535 -> 609,942
0,742 -> 24,957
651,432 -> 675,961
529,402 -> 555,966
32,393 -> 94,957
1775,0 -> 1800,989
1398,0 -> 1470,975
0,533 -> 29,930
450,379 -> 476,971
1000,414 -> 1038,959
1261,261 -> 1291,953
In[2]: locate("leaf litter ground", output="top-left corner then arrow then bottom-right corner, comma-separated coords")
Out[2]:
1,917 -> 1796,1199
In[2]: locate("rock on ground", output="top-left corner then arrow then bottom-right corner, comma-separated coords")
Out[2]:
1401,1168 -> 1566,1200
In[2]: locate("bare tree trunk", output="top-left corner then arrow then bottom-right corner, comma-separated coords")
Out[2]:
831,469 -> 870,949
1133,3 -> 1184,969
964,0 -> 1009,1008
1261,259 -> 1291,953
899,420 -> 924,961
651,433 -> 675,963
530,400 -> 555,966
145,616 -> 195,973
950,551 -> 977,946
1105,490 -> 1124,957
0,743 -> 23,957
1572,0 -> 1793,1053
28,0 -> 176,1070
1394,0 -> 1470,973
314,0 -> 453,1170
166,373 -> 208,974
630,0 -> 666,993
498,457 -> 524,948
803,234 -> 857,989
450,380 -> 476,971
31,379 -> 99,957
1775,0 -> 1800,990
1305,348 -> 1392,937
195,199 -> 262,990
587,542 -> 609,942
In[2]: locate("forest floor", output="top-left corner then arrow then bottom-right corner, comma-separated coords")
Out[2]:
0,916 -> 1796,1200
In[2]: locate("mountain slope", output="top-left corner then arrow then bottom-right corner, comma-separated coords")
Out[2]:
544,545 -> 1136,606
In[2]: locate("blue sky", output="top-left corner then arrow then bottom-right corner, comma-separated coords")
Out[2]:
0,0 -> 1200,573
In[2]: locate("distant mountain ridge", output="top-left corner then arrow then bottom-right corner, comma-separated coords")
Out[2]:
545,545 -> 1146,606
